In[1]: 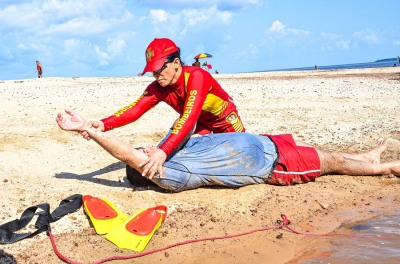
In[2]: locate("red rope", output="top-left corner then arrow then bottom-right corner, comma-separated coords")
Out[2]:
47,214 -> 372,264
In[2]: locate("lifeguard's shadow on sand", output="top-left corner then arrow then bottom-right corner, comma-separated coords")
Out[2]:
54,161 -> 166,192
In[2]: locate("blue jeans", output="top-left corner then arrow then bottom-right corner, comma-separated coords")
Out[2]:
152,133 -> 278,192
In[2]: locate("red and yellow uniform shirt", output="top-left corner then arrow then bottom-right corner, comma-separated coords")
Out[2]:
101,66 -> 245,156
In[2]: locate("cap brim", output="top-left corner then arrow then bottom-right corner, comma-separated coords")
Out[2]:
142,57 -> 167,74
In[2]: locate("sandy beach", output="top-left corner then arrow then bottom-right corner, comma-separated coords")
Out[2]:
1,67 -> 400,263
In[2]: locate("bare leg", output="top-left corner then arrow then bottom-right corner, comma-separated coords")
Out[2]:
317,148 -> 400,177
339,139 -> 388,164
296,139 -> 388,164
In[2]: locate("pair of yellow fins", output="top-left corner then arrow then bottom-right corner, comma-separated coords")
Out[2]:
82,195 -> 167,252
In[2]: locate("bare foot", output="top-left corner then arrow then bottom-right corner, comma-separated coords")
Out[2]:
390,161 -> 400,177
356,139 -> 389,164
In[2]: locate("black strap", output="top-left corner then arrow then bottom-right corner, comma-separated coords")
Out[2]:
0,194 -> 82,244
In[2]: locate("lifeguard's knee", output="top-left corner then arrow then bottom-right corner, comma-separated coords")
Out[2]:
153,169 -> 197,192
151,178 -> 184,192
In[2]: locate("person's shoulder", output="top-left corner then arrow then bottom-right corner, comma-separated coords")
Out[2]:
145,80 -> 163,93
146,80 -> 158,88
143,81 -> 166,99
184,65 -> 209,74
184,66 -> 215,87
185,66 -> 212,78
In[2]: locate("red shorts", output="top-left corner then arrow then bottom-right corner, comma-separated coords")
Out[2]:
264,134 -> 321,186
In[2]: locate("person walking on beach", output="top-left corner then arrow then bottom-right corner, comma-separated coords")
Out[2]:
35,61 -> 43,78
57,109 -> 400,192
79,38 -> 245,179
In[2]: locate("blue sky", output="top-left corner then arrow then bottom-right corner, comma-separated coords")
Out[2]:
0,0 -> 399,80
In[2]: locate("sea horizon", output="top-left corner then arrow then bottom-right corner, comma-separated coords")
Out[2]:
260,57 -> 400,73
1,57 -> 399,81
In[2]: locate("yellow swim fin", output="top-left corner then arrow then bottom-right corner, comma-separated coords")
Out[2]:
105,205 -> 167,252
82,195 -> 128,235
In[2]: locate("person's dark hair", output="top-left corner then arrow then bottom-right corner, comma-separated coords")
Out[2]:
126,164 -> 157,187
126,146 -> 156,187
0,249 -> 17,264
166,48 -> 185,66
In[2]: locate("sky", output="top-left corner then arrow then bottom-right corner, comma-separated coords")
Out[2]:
0,0 -> 399,80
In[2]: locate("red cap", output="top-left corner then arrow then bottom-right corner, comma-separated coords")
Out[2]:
142,38 -> 179,74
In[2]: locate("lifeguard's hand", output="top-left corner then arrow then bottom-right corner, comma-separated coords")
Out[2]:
79,120 -> 105,140
56,108 -> 86,132
139,148 -> 167,179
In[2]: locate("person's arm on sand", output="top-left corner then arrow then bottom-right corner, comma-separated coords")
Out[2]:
56,108 -> 147,175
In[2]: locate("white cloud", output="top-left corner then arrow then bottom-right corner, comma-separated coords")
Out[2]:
0,0 -> 133,36
320,31 -> 340,41
95,45 -> 111,66
0,0 -> 135,76
18,43 -> 27,50
149,9 -> 180,36
63,37 -> 127,67
43,17 -> 111,36
1,0 -> 395,79
42,0 -> 87,19
0,4 -> 43,30
148,5 -> 232,36
335,40 -> 351,50
135,0 -> 260,10
180,5 -> 232,35
248,43 -> 259,56
224,35 -> 232,41
320,32 -> 351,50
42,0 -> 128,21
106,38 -> 126,57
149,9 -> 171,23
269,20 -> 285,34
267,20 -> 310,37
353,29 -> 379,44
64,38 -> 89,56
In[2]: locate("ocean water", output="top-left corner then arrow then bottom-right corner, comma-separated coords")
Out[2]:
268,58 -> 399,72
298,211 -> 400,264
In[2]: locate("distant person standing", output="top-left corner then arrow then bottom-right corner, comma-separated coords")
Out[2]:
202,61 -> 209,71
192,58 -> 200,67
36,61 -> 43,78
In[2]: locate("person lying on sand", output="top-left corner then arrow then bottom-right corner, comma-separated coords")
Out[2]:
56,109 -> 400,192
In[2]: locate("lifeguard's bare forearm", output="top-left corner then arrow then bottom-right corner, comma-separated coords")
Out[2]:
85,128 -> 146,173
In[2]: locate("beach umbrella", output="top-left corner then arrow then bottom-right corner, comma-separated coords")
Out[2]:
194,53 -> 212,59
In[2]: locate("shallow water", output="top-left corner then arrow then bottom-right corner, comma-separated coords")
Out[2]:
298,212 -> 400,264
